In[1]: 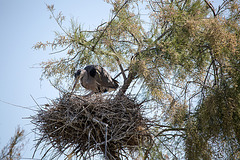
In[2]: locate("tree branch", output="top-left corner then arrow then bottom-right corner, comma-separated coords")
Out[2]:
114,68 -> 129,79
109,46 -> 127,80
203,0 -> 216,17
154,27 -> 172,42
117,65 -> 137,97
92,0 -> 129,51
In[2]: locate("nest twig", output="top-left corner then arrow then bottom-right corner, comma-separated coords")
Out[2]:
31,94 -> 151,159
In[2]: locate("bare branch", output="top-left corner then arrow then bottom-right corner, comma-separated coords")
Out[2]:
114,68 -> 129,79
109,46 -> 127,80
203,0 -> 216,17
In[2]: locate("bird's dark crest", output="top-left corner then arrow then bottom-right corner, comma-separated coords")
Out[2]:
84,65 -> 97,77
89,67 -> 97,77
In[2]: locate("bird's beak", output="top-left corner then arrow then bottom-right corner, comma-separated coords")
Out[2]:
71,75 -> 80,93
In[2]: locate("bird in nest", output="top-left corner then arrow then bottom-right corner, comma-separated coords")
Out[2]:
72,65 -> 119,94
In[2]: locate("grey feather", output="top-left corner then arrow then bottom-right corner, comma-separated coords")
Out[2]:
74,65 -> 119,93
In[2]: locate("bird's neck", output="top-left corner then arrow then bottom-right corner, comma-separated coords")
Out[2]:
81,70 -> 88,85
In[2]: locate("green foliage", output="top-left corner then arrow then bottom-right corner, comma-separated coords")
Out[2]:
185,120 -> 211,160
197,85 -> 240,139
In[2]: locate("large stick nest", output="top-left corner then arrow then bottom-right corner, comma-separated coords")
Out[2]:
31,94 -> 151,159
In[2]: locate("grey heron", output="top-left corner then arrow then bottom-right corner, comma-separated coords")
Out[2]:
72,65 -> 119,93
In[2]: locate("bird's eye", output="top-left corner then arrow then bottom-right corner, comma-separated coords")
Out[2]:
74,70 -> 81,78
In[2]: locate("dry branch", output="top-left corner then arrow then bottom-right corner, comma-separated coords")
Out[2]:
31,93 -> 151,159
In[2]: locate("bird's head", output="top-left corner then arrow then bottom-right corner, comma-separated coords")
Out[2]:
74,69 -> 82,79
72,69 -> 84,92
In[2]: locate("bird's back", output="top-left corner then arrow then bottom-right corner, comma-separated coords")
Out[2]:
84,65 -> 119,92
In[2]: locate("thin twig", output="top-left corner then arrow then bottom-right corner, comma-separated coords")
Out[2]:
0,99 -> 37,111
92,0 -> 129,51
203,0 -> 216,17
114,68 -> 129,79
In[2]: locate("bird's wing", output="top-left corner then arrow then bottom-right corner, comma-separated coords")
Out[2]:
85,65 -> 118,89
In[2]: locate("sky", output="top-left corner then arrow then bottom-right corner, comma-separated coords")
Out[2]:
0,0 -> 223,159
0,0 -> 111,159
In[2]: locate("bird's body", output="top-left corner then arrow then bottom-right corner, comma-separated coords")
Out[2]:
73,65 -> 119,93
